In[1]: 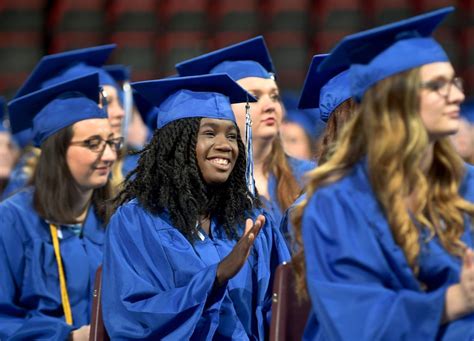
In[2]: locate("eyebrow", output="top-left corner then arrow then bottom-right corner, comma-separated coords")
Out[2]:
246,87 -> 279,94
246,89 -> 261,95
83,134 -> 101,140
200,122 -> 237,131
226,125 -> 238,133
425,73 -> 455,81
83,132 -> 114,140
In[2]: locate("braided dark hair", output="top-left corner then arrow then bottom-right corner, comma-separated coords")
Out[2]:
114,117 -> 259,241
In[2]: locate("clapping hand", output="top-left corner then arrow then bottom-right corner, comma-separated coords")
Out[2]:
215,215 -> 265,286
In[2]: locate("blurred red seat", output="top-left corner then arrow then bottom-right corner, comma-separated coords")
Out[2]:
269,262 -> 311,341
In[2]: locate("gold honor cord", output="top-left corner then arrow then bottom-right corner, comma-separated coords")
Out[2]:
50,224 -> 73,325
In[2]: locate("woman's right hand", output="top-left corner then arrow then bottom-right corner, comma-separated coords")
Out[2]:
215,215 -> 265,286
444,248 -> 474,323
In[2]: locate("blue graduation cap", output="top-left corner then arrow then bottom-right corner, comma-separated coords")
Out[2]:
299,54 -> 352,122
175,36 -> 275,81
461,100 -> 474,124
8,73 -> 107,147
103,64 -> 131,83
131,73 -> 257,129
133,91 -> 159,131
15,44 -> 117,98
318,7 -> 454,101
12,129 -> 33,149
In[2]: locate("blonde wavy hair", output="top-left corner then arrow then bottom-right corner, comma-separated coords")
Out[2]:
292,67 -> 474,298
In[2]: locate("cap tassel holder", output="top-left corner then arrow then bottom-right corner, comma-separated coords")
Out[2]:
100,86 -> 108,119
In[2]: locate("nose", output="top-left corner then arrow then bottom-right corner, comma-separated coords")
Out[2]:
449,82 -> 465,104
259,94 -> 277,113
214,134 -> 233,151
111,103 -> 125,120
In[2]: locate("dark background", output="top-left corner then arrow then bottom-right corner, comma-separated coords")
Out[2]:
0,0 -> 472,100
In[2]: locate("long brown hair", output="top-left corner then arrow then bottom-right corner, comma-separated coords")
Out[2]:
292,68 -> 474,298
264,135 -> 302,212
32,125 -> 114,225
315,99 -> 357,165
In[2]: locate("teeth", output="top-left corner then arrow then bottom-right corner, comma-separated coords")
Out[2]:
210,158 -> 229,165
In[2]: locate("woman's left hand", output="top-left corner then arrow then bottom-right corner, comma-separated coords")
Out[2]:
215,215 -> 265,286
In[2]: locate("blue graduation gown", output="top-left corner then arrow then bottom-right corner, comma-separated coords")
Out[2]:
279,194 -> 306,254
261,156 -> 315,225
102,200 -> 290,340
0,189 -> 105,340
302,160 -> 474,340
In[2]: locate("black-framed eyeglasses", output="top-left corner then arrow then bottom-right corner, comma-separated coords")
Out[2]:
70,136 -> 124,153
420,76 -> 464,98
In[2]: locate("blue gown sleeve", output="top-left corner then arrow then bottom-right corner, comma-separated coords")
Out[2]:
279,194 -> 306,254
278,208 -> 292,252
0,206 -> 73,340
254,209 -> 291,329
101,204 -> 229,340
257,208 -> 291,265
302,188 -> 446,341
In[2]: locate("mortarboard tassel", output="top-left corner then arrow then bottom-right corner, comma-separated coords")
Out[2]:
121,81 -> 134,144
245,98 -> 256,196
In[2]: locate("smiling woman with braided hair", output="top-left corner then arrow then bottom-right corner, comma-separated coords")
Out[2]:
114,117 -> 252,242
101,74 -> 290,340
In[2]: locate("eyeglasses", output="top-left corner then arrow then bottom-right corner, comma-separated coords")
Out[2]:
420,76 -> 464,98
70,136 -> 124,153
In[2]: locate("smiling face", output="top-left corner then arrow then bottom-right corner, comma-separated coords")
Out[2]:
419,62 -> 465,140
66,118 -> 117,191
230,77 -> 283,142
195,118 -> 239,185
